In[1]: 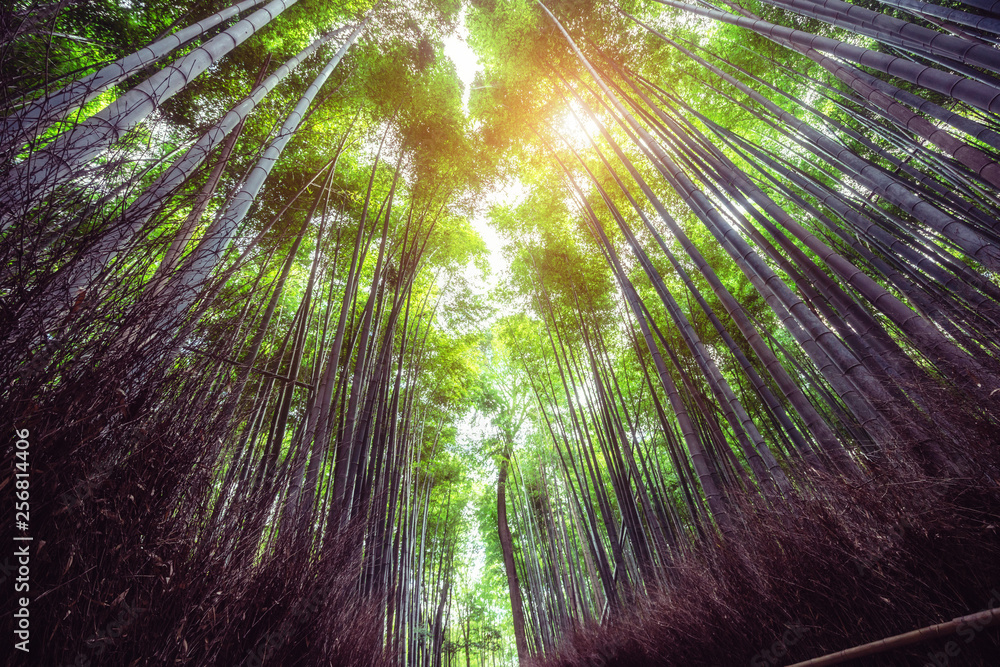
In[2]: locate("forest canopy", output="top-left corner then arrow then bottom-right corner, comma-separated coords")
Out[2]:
3,0 -> 1000,664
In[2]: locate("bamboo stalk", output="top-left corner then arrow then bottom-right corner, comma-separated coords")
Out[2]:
787,607 -> 1000,666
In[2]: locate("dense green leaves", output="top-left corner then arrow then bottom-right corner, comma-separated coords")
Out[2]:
4,0 -> 1000,663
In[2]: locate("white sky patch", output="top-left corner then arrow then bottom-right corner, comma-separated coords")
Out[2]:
441,10 -> 518,302
460,501 -> 487,585
442,8 -> 482,114
465,178 -> 529,298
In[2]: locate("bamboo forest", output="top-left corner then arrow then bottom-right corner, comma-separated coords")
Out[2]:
6,0 -> 1000,664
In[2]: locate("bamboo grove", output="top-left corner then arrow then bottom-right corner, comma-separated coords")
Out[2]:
3,0 -> 1000,664
2,1 -> 491,664
471,0 -> 1000,662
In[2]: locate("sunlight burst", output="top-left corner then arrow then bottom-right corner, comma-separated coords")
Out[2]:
556,100 -> 602,151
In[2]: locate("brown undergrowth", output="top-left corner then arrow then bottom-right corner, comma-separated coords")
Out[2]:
1,328 -> 393,667
532,415 -> 1000,667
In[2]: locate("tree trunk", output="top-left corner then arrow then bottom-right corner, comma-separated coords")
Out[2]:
497,442 -> 530,664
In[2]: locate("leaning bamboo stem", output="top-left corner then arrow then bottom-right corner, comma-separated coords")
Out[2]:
788,606 -> 1000,666
0,0 -> 300,226
1,0 -> 266,150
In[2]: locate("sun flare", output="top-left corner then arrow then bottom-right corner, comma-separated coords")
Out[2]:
557,100 -> 602,150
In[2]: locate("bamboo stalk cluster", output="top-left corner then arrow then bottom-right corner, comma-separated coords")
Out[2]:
4,0 -> 1000,663
1,1 -> 484,663
482,0 -> 1000,659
